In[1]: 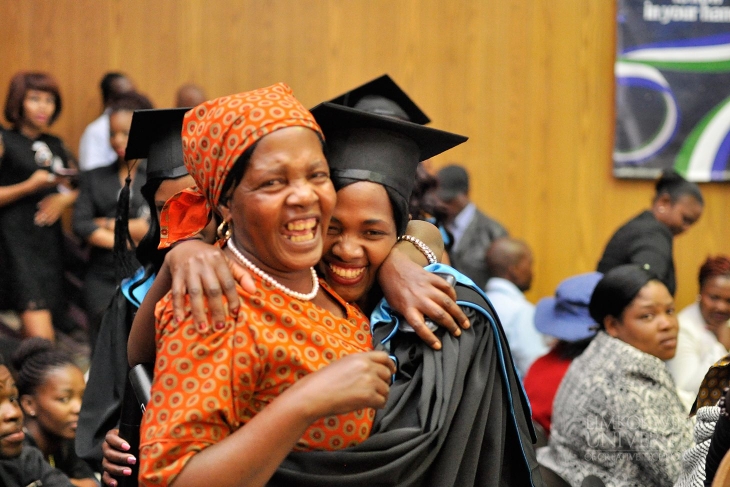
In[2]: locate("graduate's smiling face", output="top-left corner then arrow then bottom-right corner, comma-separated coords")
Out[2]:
321,181 -> 398,305
0,366 -> 24,459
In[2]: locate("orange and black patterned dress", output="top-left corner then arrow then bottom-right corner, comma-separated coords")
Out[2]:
139,276 -> 373,487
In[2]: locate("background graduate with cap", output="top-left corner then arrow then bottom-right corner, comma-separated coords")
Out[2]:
75,108 -> 198,481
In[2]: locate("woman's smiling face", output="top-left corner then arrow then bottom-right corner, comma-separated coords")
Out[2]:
321,181 -> 398,305
223,126 -> 335,276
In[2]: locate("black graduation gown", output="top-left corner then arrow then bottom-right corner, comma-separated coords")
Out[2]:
270,265 -> 544,487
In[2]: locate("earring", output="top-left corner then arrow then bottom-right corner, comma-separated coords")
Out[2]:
217,220 -> 232,241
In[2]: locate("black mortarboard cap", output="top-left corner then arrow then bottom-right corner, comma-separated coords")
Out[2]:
125,108 -> 189,180
311,102 -> 466,206
327,74 -> 431,125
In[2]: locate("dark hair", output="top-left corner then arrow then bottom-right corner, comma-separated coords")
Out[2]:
11,338 -> 76,396
101,72 -> 128,104
654,169 -> 703,206
108,91 -> 154,113
553,336 -> 594,360
4,71 -> 62,126
699,255 -> 730,289
135,178 -> 166,270
589,265 -> 660,329
410,163 -> 451,225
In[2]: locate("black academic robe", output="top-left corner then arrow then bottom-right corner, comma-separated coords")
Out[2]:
270,265 -> 544,487
0,446 -> 73,487
75,285 -> 137,469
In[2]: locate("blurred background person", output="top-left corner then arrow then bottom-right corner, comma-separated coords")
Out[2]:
667,255 -> 730,411
597,170 -> 703,296
484,237 -> 547,376
523,272 -> 602,438
12,338 -> 95,487
72,91 -> 153,351
0,71 -> 78,341
174,83 -> 206,108
436,163 -> 508,288
77,72 -> 135,172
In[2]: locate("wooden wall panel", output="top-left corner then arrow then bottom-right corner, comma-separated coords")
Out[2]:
1,0 -> 727,308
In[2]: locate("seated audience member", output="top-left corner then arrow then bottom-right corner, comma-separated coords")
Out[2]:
436,163 -> 508,288
174,84 -> 207,108
538,265 -> 693,487
523,272 -> 602,436
674,355 -> 730,487
72,91 -> 153,350
484,237 -> 547,376
11,338 -> 94,486
78,72 -> 135,172
0,352 -> 74,486
0,71 -> 78,341
597,170 -> 703,296
667,255 -> 730,411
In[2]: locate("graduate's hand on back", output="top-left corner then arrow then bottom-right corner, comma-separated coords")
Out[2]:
101,428 -> 135,487
378,249 -> 469,350
167,239 -> 256,331
287,351 -> 396,419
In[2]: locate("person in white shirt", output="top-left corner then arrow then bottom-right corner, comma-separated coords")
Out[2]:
484,237 -> 547,376
77,72 -> 134,171
667,255 -> 730,411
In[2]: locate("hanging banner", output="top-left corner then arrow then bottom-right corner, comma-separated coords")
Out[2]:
615,0 -> 730,181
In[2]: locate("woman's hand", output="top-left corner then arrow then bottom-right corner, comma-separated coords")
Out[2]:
166,239 -> 256,329
289,351 -> 396,419
378,248 -> 469,350
101,428 -> 136,487
27,169 -> 58,193
34,190 -> 76,226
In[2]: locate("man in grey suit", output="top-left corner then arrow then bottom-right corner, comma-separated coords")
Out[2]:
437,164 -> 508,288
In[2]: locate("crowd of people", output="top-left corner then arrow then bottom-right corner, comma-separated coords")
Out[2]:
0,68 -> 728,487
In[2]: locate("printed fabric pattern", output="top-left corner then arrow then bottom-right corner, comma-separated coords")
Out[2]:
138,277 -> 373,487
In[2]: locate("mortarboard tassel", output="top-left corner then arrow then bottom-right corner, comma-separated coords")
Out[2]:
113,163 -> 139,284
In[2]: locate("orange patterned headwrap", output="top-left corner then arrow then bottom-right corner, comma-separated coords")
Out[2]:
158,83 -> 323,248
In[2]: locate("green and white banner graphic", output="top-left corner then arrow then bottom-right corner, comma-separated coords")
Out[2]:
615,0 -> 730,181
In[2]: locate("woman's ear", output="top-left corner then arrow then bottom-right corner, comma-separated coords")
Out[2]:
217,202 -> 231,224
603,315 -> 621,338
20,394 -> 37,418
654,193 -> 672,214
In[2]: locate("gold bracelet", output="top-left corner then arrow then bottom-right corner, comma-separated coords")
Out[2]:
397,235 -> 437,265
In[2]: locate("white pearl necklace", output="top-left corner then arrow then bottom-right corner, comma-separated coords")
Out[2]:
226,236 -> 319,301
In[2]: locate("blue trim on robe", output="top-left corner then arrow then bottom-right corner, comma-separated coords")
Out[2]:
120,267 -> 155,309
369,263 -> 538,487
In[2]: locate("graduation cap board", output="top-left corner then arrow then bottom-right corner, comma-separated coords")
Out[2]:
311,102 -> 466,203
125,107 -> 190,180
327,74 -> 431,125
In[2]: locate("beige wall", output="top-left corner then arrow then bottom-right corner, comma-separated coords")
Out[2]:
1,0 -> 727,308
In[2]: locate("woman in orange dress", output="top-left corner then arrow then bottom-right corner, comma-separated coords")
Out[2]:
138,84 -> 395,487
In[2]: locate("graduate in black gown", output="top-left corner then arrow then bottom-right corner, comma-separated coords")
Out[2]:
75,109 -> 195,479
